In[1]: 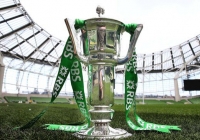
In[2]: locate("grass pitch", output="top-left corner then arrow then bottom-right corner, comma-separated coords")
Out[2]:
0,103 -> 200,140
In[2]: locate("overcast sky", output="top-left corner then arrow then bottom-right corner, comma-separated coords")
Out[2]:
20,0 -> 200,54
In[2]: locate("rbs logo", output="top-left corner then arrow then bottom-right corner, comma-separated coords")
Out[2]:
71,61 -> 81,82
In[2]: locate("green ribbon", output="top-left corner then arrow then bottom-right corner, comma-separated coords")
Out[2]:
16,19 -> 89,131
125,51 -> 181,133
45,57 -> 90,132
44,20 -> 90,132
16,19 -> 181,134
16,37 -> 74,130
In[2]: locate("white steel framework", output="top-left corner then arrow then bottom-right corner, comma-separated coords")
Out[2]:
1,0 -> 200,100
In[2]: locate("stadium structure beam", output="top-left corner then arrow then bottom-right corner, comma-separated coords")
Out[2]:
180,45 -> 186,64
196,36 -> 200,46
3,58 -> 14,92
36,64 -> 45,91
142,54 -> 146,104
0,14 -> 25,24
1,51 -> 58,66
170,48 -> 175,68
115,68 -> 180,74
26,61 -> 34,91
161,51 -> 163,71
8,30 -> 42,52
6,65 -> 54,77
41,41 -> 61,61
0,52 -> 5,97
26,37 -> 51,59
174,79 -> 180,102
143,54 -> 145,72
15,61 -> 25,94
152,53 -> 154,70
46,66 -> 57,93
188,42 -> 196,56
188,42 -> 198,62
0,23 -> 32,40
0,4 -> 20,11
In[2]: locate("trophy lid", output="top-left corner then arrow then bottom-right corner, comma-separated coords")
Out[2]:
85,6 -> 124,29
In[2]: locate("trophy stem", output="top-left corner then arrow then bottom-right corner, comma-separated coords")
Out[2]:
74,65 -> 132,139
72,59 -> 133,139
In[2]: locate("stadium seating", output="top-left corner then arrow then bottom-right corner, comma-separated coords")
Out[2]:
188,97 -> 200,104
114,99 -> 125,105
30,97 -> 69,103
4,96 -> 27,103
114,99 -> 188,105
54,98 -> 70,103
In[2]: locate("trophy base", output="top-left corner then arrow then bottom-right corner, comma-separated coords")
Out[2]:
73,126 -> 132,139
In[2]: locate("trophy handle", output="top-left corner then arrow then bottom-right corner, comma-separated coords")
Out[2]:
65,18 -> 89,64
117,24 -> 143,65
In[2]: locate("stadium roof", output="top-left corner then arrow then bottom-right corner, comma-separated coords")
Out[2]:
0,0 -> 65,67
1,0 -> 200,74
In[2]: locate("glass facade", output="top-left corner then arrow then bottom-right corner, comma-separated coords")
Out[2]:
1,0 -> 200,98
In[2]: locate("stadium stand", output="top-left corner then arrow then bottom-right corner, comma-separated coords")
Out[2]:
4,96 -> 27,103
114,98 -> 189,105
30,97 -> 69,103
188,97 -> 200,104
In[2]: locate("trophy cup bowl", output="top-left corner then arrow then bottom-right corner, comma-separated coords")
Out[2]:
65,11 -> 142,139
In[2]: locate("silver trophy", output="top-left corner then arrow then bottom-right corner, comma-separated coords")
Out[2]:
65,6 -> 143,139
